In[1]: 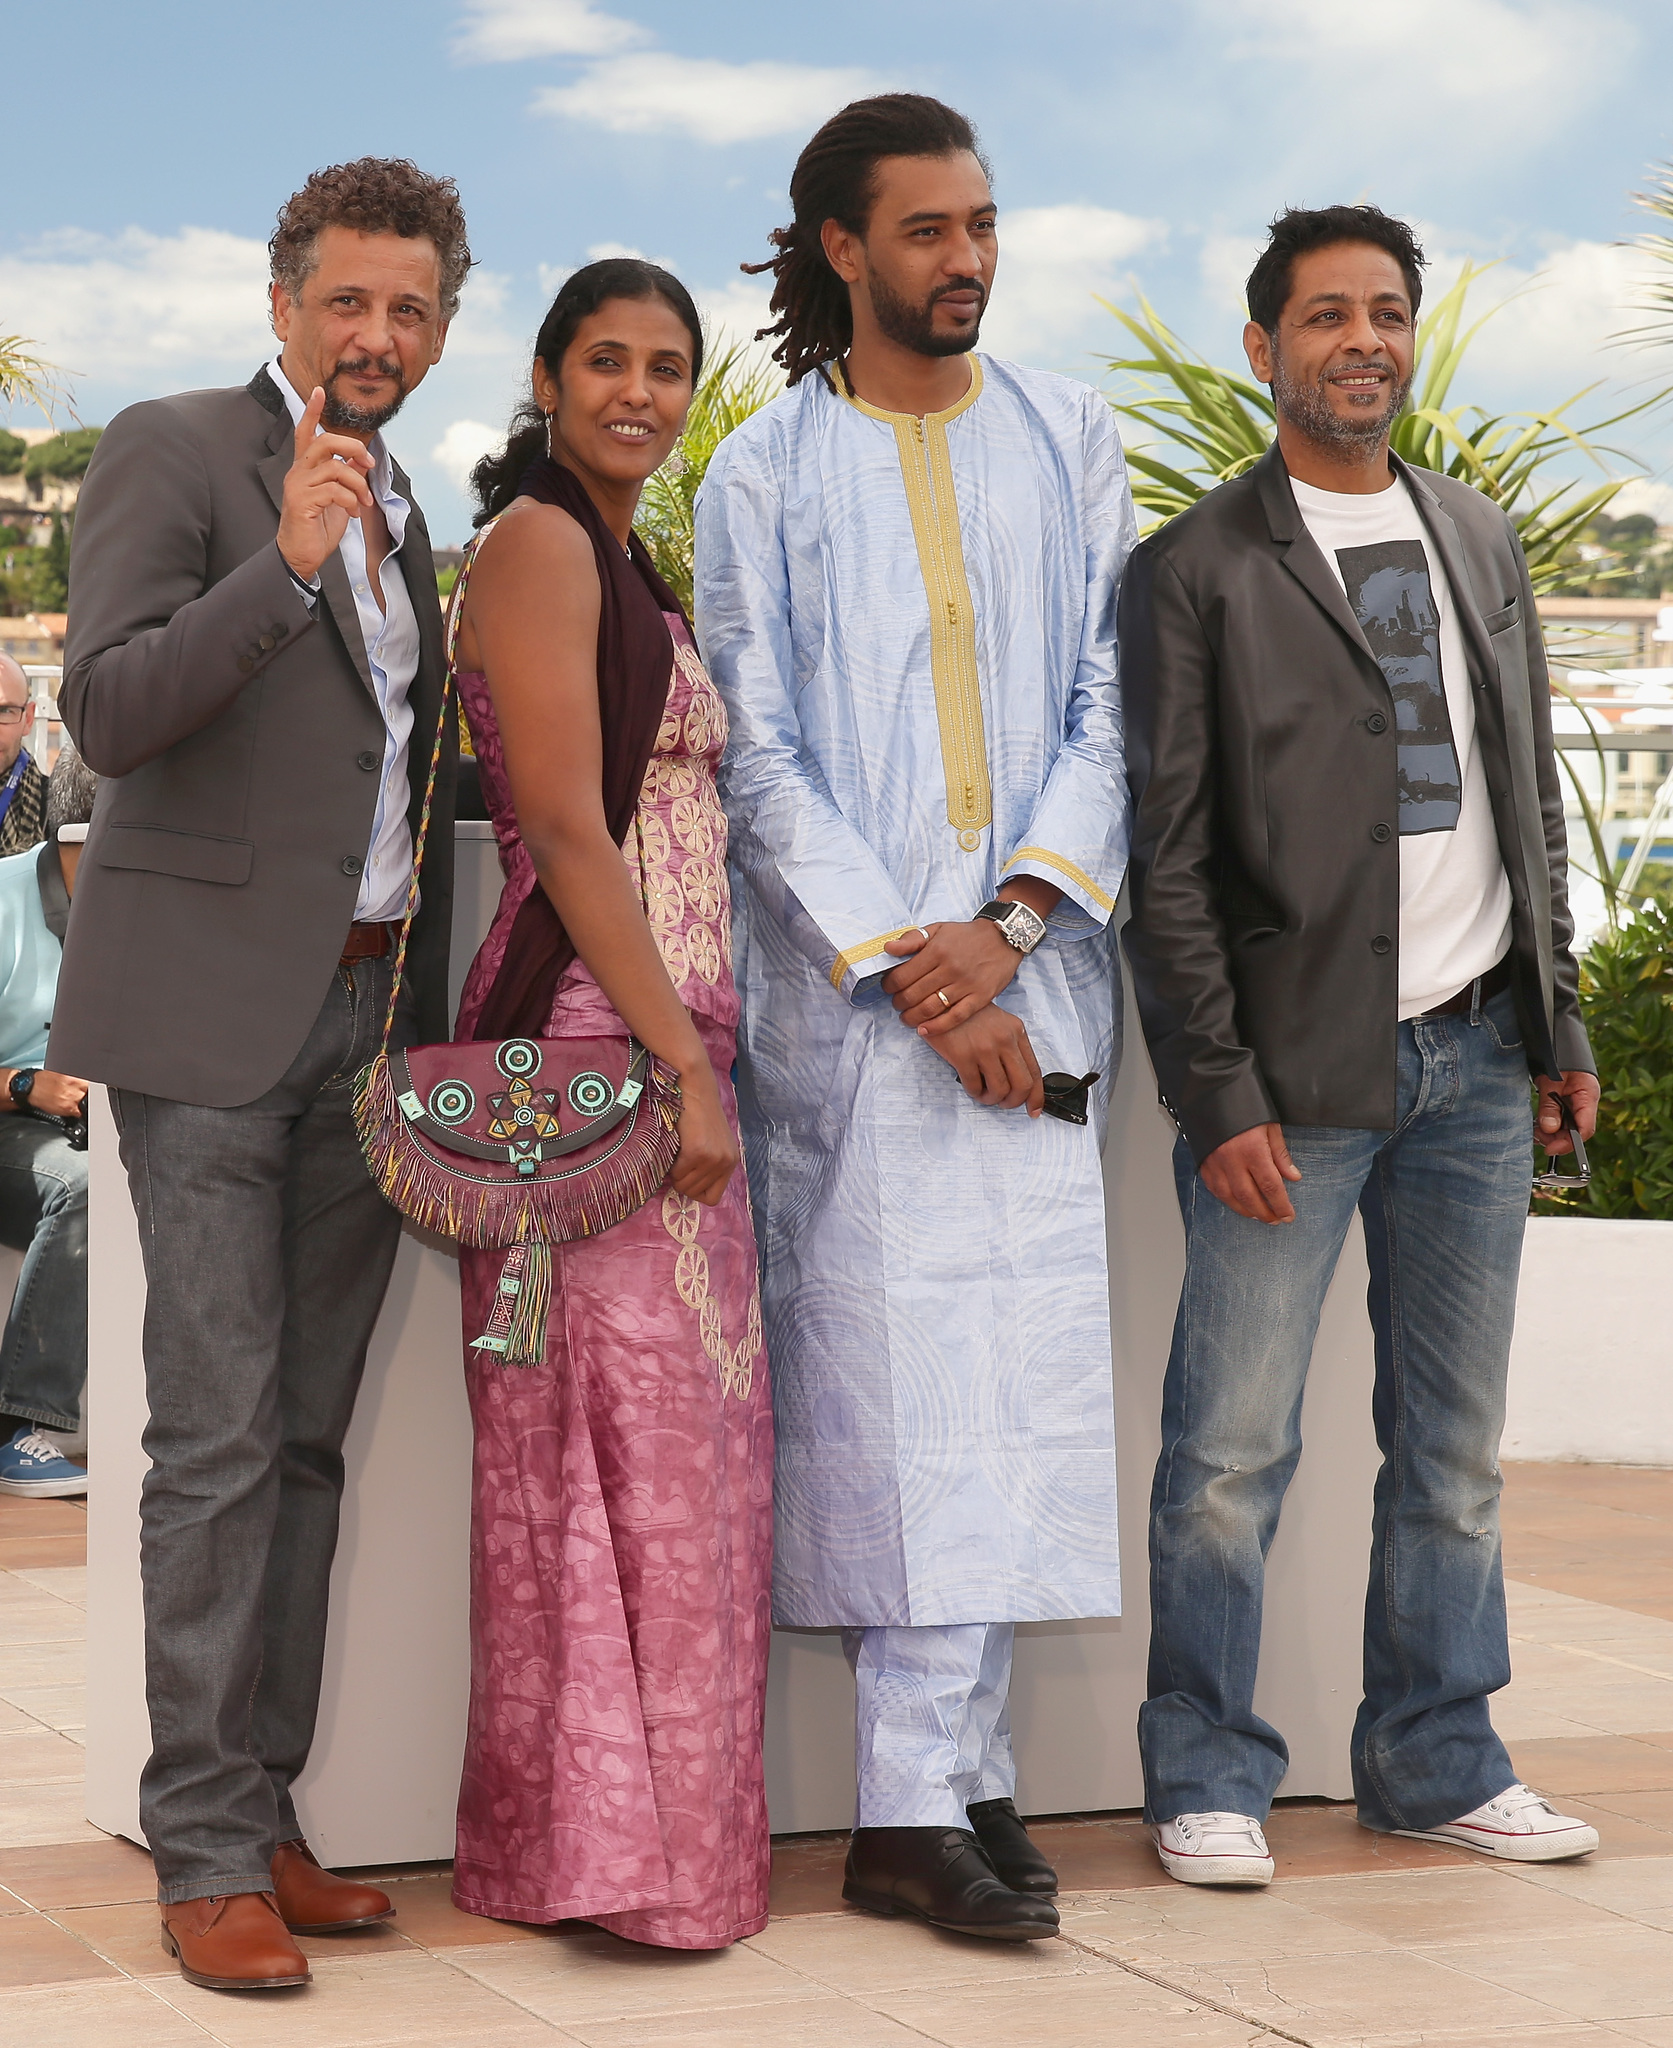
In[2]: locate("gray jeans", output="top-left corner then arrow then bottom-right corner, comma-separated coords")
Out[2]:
112,957 -> 405,1903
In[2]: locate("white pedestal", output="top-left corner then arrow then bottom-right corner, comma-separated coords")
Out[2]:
86,827 -> 1377,1862
1505,1216 -> 1673,1466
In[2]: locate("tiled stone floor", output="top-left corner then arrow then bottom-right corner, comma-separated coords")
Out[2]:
4,1464 -> 1673,2043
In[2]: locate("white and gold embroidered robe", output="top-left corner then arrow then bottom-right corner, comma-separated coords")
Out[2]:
694,354 -> 1135,1626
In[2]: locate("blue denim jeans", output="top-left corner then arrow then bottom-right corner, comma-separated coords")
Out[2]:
1140,984 -> 1532,1834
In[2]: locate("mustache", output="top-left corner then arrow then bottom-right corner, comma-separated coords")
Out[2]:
931,277 -> 986,312
330,354 -> 404,386
1320,357 -> 1398,381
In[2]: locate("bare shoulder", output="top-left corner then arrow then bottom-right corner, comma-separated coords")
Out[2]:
468,498 -> 598,601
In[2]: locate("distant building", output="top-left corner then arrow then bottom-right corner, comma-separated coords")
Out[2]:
0,614 -> 60,664
1536,597 -> 1673,672
0,427 -> 89,545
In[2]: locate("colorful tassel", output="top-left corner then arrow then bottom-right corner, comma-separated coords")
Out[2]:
503,1239 -> 552,1366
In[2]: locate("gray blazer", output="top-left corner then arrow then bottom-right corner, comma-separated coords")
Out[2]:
49,366 -> 456,1106
1119,445 -> 1592,1164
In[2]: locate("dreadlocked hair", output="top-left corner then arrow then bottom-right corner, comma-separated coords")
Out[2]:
745,93 -> 989,387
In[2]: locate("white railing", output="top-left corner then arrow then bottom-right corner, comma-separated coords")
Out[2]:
19,664 -> 60,770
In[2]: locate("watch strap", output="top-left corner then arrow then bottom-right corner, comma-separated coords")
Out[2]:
975,899 -> 1046,953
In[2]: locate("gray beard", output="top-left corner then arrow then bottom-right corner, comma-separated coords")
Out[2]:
322,387 -> 406,434
322,360 -> 408,435
1270,352 -> 1411,458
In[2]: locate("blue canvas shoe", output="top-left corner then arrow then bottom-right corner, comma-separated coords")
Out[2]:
0,1426 -> 87,1498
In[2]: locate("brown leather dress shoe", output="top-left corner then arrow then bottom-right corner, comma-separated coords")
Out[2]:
271,1837 -> 394,1933
159,1891 -> 310,1990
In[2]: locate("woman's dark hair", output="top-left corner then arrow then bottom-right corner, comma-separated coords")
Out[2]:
471,258 -> 705,524
1245,204 -> 1427,336
746,93 -> 989,387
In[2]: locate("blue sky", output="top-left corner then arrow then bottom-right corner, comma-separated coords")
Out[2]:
10,0 -> 1673,543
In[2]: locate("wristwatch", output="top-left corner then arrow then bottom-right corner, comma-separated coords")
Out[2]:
8,1069 -> 37,1108
975,898 -> 1047,954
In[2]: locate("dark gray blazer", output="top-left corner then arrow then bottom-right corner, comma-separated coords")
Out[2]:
49,366 -> 456,1106
1119,444 -> 1592,1165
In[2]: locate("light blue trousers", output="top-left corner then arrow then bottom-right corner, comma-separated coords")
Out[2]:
845,1623 -> 1017,1828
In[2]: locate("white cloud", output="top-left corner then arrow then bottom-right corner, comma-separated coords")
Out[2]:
979,205 -> 1168,366
1610,477 -> 1673,523
452,0 -> 643,62
1424,240 -> 1658,403
534,54 -> 883,145
0,226 -> 272,378
694,277 -> 775,357
432,418 -> 503,491
1201,0 -> 1632,156
1198,231 -> 1264,315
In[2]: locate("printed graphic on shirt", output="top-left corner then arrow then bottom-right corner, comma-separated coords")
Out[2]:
1337,540 -> 1462,834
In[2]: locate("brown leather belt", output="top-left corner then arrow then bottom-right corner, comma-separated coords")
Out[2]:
1417,955 -> 1511,1020
340,921 -> 394,966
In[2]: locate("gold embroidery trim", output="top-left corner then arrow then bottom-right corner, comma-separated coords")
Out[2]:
829,924 -> 919,990
836,359 -> 990,853
1003,845 -> 1115,913
662,1190 -> 761,1400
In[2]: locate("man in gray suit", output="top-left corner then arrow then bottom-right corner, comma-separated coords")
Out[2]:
52,158 -> 466,1992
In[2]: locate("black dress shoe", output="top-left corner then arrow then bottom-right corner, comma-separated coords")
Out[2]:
843,1826 -> 1060,1940
967,1797 -> 1059,1894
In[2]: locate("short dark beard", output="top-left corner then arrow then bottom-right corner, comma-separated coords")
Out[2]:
864,266 -> 985,359
1269,345 -> 1412,459
321,353 -> 408,434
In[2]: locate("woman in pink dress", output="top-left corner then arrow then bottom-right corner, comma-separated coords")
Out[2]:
446,259 -> 772,1949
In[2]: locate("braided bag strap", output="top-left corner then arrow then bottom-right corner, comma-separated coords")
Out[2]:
377,519 -> 501,1052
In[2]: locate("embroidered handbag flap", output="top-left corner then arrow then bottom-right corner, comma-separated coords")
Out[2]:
390,1034 -> 656,1183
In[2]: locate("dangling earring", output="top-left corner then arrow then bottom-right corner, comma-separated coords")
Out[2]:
544,410 -> 555,460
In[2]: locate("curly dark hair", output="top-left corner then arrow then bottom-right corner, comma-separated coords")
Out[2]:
270,158 -> 474,322
1246,204 -> 1426,335
745,94 -> 989,387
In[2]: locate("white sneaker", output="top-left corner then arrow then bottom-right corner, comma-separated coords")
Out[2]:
1153,1811 -> 1274,1886
1393,1783 -> 1599,1863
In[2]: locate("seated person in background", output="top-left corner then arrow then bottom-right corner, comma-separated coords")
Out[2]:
0,740 -> 96,1498
0,653 -> 48,856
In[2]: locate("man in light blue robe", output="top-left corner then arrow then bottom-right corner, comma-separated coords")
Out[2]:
695,94 -> 1135,1940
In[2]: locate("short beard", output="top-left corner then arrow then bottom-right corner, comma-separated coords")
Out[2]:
321,354 -> 408,434
865,266 -> 985,359
1270,347 -> 1411,458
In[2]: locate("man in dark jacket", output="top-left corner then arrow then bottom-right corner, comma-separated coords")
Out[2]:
1119,205 -> 1599,1888
51,159 -> 463,1990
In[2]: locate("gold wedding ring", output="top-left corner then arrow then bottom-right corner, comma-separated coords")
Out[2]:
937,989 -> 952,1010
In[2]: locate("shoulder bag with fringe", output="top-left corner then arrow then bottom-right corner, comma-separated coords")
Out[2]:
353,528 -> 682,1366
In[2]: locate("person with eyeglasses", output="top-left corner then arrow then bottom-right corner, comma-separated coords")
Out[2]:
0,654 -> 49,856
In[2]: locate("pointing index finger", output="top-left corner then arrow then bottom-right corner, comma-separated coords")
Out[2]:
295,385 -> 326,455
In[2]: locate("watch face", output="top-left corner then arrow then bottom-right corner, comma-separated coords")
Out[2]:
1008,904 -> 1045,946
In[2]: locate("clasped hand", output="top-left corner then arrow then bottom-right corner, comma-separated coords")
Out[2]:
276,387 -> 375,584
882,922 -> 1044,1116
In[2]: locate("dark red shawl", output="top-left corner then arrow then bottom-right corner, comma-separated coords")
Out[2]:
472,454 -> 684,1041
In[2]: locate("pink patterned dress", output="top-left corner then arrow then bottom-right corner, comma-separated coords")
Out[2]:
450,577 -> 773,1950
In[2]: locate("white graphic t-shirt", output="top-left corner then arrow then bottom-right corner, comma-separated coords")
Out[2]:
1291,474 -> 1513,1019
